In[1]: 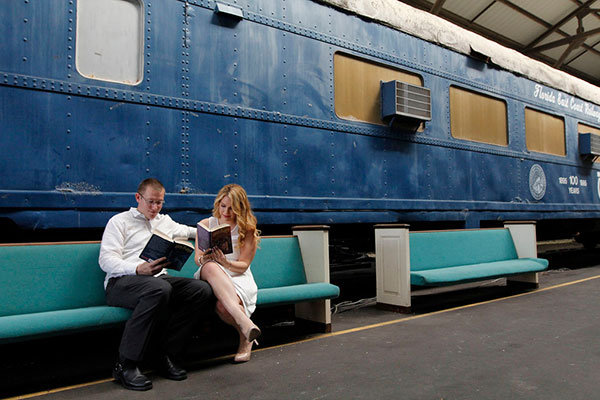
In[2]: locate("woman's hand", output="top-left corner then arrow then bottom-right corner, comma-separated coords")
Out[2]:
196,249 -> 215,266
210,247 -> 229,268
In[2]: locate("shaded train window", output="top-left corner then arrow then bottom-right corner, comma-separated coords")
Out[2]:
525,107 -> 565,156
578,122 -> 600,162
76,0 -> 143,85
578,122 -> 600,136
334,53 -> 423,126
449,86 -> 508,146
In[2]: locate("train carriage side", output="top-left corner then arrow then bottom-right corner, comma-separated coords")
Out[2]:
1,0 -> 600,242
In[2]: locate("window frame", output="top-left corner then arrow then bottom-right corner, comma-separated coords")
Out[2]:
75,0 -> 144,85
448,85 -> 509,147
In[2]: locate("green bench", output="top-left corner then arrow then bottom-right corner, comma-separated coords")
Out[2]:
173,225 -> 340,331
374,222 -> 549,312
0,241 -> 131,344
0,226 -> 339,343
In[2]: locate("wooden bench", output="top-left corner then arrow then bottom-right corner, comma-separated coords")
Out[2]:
374,222 -> 549,312
0,226 -> 339,343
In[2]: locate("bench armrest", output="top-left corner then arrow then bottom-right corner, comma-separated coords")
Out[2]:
374,224 -> 411,311
292,226 -> 332,329
503,222 -> 539,258
292,226 -> 331,284
504,222 -> 540,285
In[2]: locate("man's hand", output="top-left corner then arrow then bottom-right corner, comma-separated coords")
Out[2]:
136,257 -> 170,275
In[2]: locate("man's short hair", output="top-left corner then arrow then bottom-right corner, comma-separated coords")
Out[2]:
137,178 -> 165,194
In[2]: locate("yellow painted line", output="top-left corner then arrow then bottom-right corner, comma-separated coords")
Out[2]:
253,273 -> 600,350
3,378 -> 115,400
5,273 -> 600,400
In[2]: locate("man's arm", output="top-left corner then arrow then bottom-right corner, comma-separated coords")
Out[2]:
99,215 -> 172,277
99,217 -> 140,276
163,215 -> 196,239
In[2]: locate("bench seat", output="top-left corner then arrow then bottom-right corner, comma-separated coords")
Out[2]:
0,225 -> 339,343
0,242 -> 129,343
0,306 -> 131,341
411,258 -> 549,286
375,223 -> 549,312
257,283 -> 340,307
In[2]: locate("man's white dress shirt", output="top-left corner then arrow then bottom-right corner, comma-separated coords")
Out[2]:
99,207 -> 196,288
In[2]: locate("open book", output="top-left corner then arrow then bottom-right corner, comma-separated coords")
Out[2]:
139,230 -> 194,271
197,222 -> 233,254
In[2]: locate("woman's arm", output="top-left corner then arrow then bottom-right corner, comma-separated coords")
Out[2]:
211,231 -> 258,274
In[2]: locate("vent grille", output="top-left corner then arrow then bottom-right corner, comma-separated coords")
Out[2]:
381,81 -> 431,128
579,133 -> 600,160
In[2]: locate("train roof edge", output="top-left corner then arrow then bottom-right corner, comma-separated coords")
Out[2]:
319,0 -> 600,106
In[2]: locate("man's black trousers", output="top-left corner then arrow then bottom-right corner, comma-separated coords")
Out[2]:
106,274 -> 214,362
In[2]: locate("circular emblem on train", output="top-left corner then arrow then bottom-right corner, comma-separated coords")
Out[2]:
529,164 -> 546,200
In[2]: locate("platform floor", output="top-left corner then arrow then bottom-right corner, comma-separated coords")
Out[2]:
4,265 -> 600,400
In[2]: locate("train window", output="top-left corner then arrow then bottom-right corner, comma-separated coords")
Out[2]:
449,86 -> 508,146
334,53 -> 423,126
578,122 -> 600,136
578,123 -> 600,162
76,0 -> 143,85
525,108 -> 566,156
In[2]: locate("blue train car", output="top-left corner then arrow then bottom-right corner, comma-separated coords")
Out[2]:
2,0 -> 600,242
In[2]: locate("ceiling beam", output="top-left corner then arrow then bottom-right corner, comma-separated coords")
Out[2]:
430,0 -> 447,15
524,0 -> 599,51
396,0 -> 600,84
527,26 -> 600,53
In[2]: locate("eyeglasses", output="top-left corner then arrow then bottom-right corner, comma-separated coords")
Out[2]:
138,193 -> 165,206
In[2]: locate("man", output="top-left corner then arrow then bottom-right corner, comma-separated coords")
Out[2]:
99,178 -> 213,391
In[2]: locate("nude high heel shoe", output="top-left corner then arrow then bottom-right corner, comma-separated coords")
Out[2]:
234,339 -> 257,363
241,321 -> 261,343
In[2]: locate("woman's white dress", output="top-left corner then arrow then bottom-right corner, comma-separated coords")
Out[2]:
194,216 -> 257,316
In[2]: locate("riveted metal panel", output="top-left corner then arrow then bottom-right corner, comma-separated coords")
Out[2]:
1,0 -> 600,233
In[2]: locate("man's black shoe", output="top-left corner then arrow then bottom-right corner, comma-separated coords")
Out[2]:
156,355 -> 187,381
113,361 -> 152,391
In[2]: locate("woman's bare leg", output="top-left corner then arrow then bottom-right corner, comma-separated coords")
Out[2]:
215,300 -> 255,363
201,262 -> 260,341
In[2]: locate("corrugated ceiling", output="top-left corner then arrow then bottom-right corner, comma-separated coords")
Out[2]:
399,0 -> 600,87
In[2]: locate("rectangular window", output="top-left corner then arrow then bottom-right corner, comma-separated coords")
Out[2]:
334,53 -> 423,126
525,108 -> 565,156
578,123 -> 600,162
578,122 -> 600,136
76,0 -> 143,85
449,86 -> 508,146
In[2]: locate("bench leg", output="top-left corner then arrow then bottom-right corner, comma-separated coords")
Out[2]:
375,225 -> 411,312
295,300 -> 331,333
507,272 -> 539,289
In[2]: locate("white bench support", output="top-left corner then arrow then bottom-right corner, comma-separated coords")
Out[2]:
292,225 -> 332,332
504,221 -> 540,286
374,224 -> 411,312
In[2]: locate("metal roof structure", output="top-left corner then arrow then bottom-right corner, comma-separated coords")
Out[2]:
398,0 -> 600,87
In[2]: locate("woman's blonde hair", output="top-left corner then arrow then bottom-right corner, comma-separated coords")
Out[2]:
213,184 -> 260,248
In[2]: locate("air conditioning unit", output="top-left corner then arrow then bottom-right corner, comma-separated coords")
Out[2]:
579,132 -> 600,162
381,80 -> 431,130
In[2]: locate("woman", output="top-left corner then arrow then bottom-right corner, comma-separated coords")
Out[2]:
194,184 -> 261,362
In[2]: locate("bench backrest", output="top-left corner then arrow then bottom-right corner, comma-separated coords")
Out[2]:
0,235 -> 308,317
173,236 -> 308,289
251,236 -> 308,289
409,228 -> 518,271
0,242 -> 105,317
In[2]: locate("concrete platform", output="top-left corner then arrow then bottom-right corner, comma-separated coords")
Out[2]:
3,265 -> 600,400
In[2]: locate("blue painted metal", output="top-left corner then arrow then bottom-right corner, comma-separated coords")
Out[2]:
1,0 -> 600,232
